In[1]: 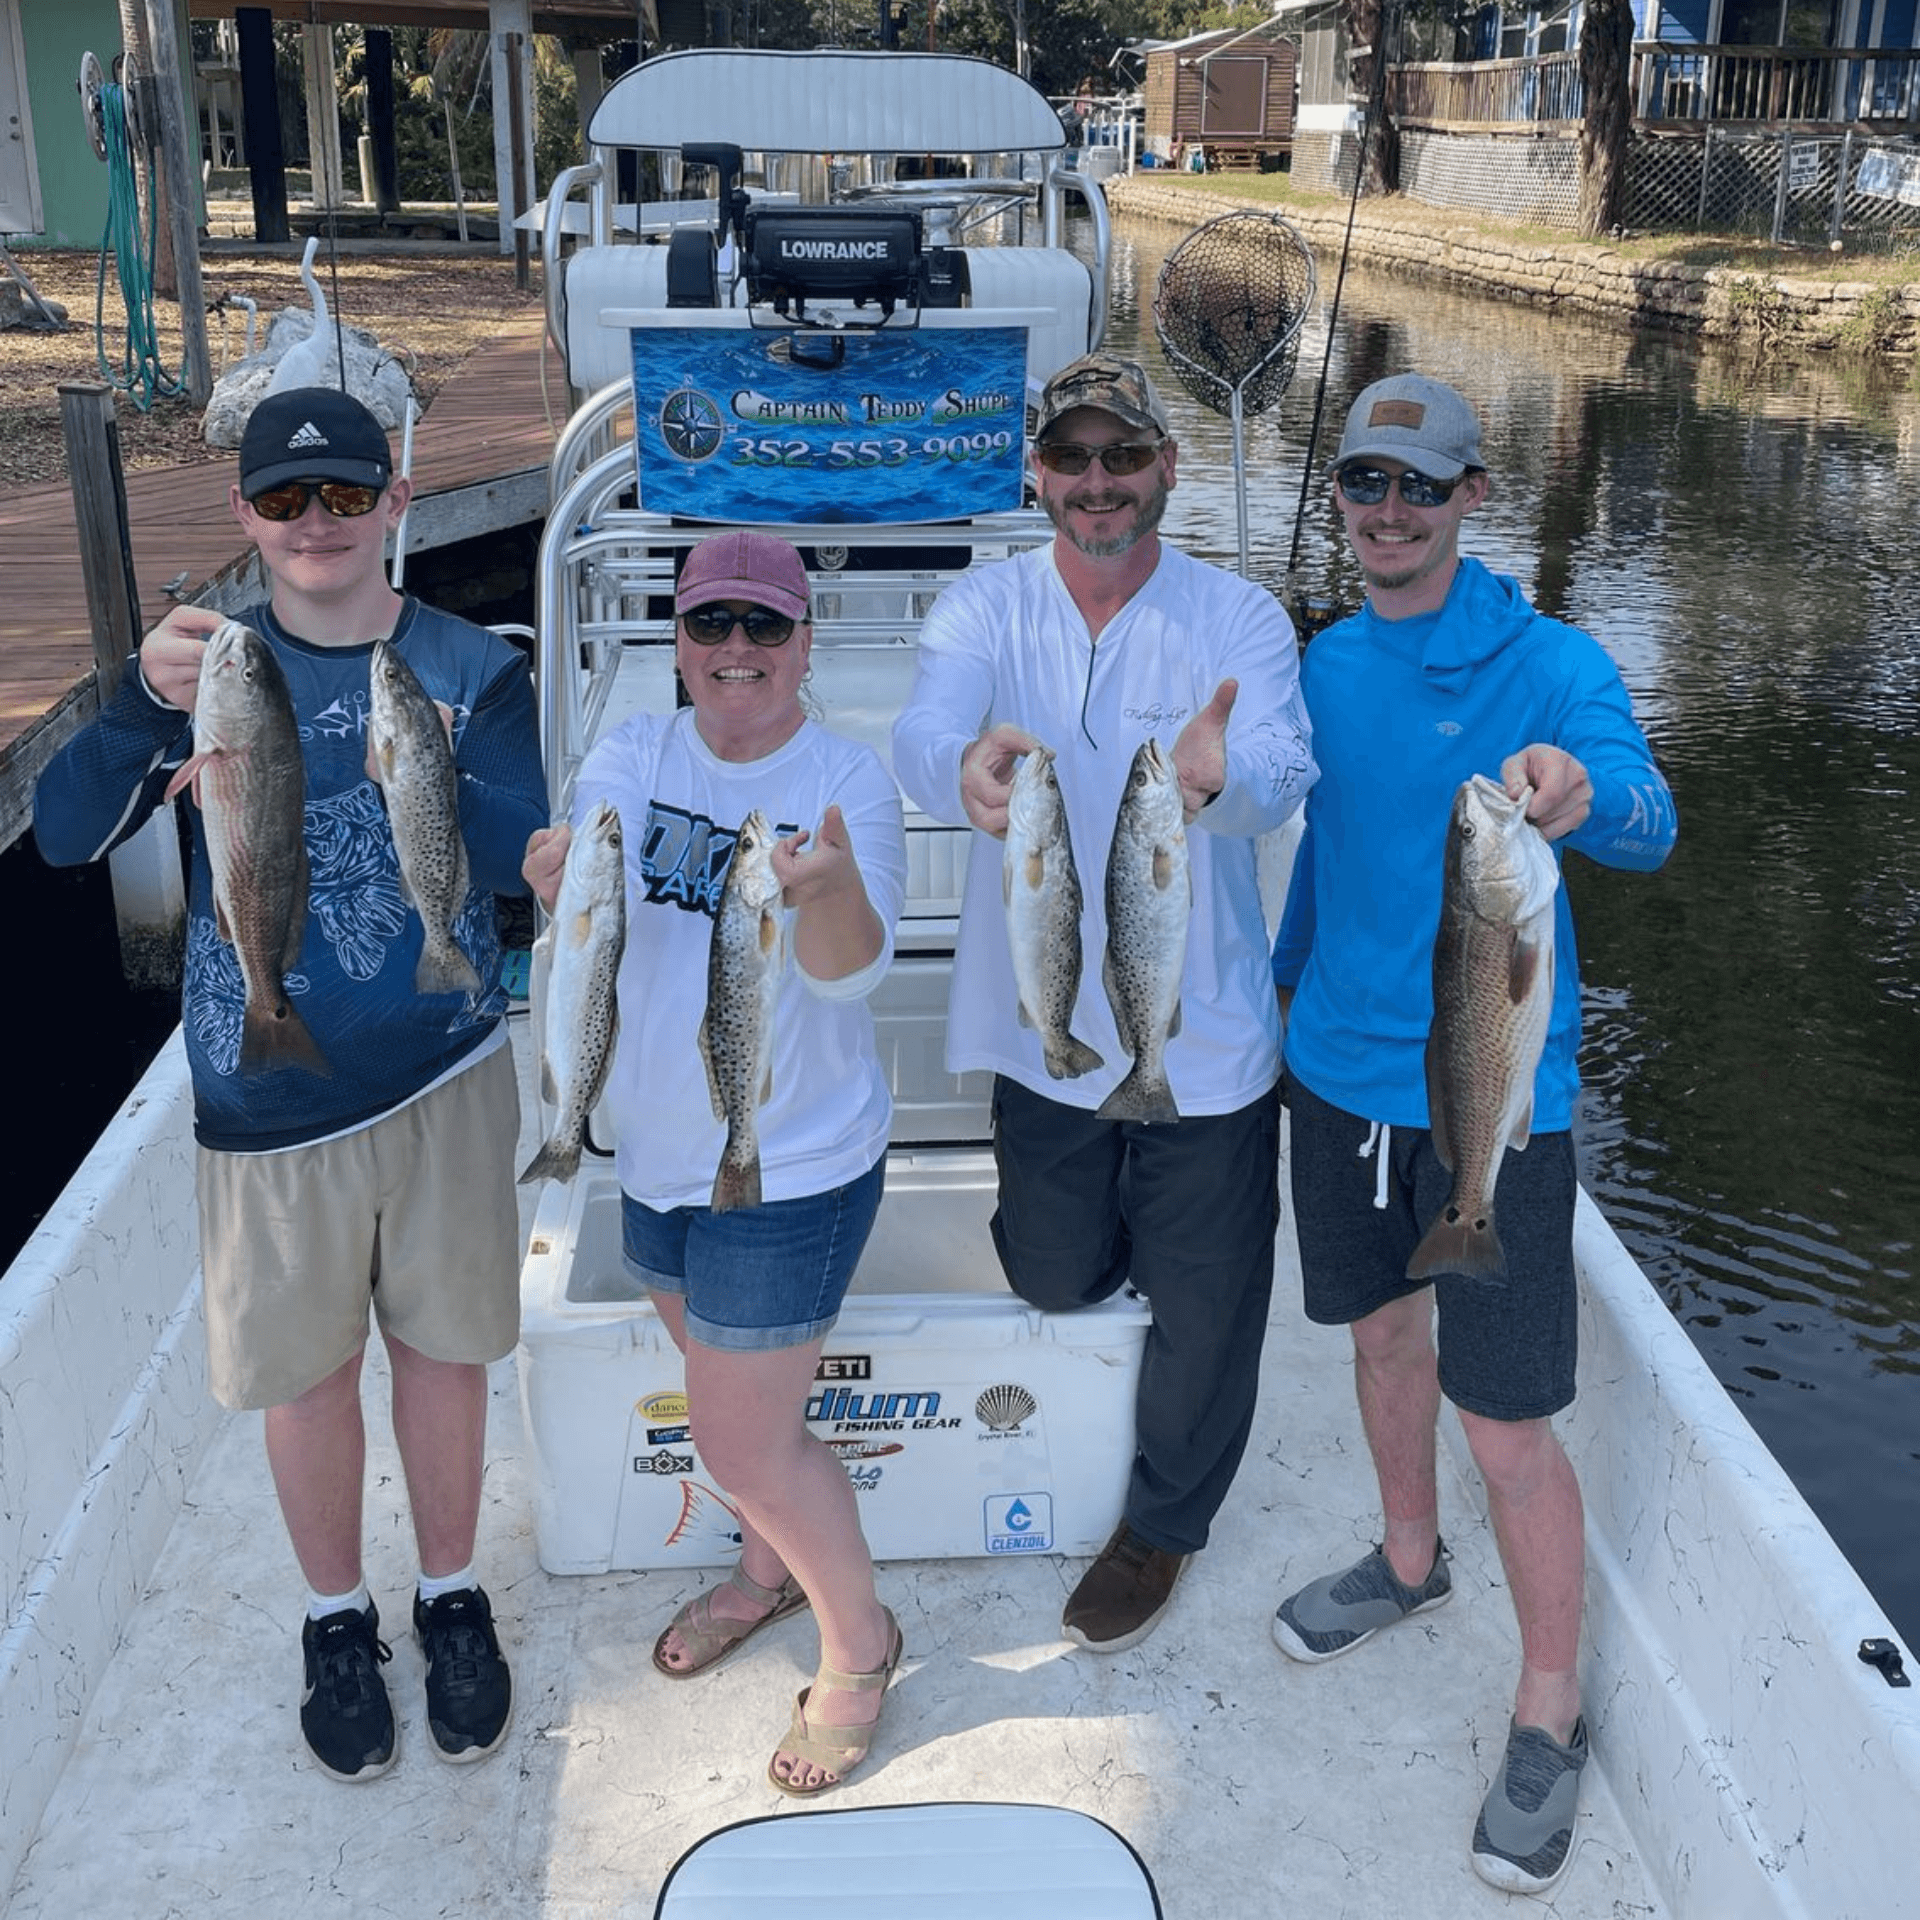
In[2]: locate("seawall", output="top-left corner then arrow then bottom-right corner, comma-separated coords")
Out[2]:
1104,177 -> 1919,354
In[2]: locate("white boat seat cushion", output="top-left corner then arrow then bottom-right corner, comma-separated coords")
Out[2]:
652,1803 -> 1162,1917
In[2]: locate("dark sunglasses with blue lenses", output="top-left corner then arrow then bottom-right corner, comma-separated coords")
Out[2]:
248,479 -> 384,521
681,604 -> 798,647
1334,463 -> 1463,508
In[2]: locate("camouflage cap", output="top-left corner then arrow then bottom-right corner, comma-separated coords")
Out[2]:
1034,352 -> 1172,442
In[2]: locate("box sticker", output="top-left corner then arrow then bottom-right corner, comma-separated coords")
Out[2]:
975,1382 -> 1039,1441
985,1492 -> 1054,1554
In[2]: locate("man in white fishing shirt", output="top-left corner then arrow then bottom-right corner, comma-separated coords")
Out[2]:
1270,372 -> 1677,1894
893,352 -> 1317,1653
35,388 -> 547,1785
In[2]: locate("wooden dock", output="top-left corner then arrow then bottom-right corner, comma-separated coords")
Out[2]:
0,313 -> 563,852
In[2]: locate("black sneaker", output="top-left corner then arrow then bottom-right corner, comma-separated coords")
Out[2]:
300,1602 -> 396,1782
414,1586 -> 513,1763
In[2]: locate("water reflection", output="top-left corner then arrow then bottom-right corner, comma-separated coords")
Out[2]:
1102,218 -> 1920,1645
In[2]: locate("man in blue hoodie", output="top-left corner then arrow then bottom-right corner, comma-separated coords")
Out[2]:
1268,374 -> 1676,1896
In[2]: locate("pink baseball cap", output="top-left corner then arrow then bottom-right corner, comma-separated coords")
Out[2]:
674,531 -> 811,621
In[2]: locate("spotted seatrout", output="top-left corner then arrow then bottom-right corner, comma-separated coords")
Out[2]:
1408,773 -> 1560,1282
1004,744 -> 1104,1081
368,637 -> 480,997
699,810 -> 787,1213
163,620 -> 329,1077
519,800 -> 626,1186
1097,738 -> 1190,1124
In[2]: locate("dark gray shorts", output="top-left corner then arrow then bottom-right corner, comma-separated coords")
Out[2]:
1285,1074 -> 1578,1422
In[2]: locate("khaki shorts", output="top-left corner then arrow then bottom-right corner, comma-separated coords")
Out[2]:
197,1042 -> 522,1410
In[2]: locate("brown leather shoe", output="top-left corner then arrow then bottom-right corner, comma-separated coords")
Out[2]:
1062,1523 -> 1188,1652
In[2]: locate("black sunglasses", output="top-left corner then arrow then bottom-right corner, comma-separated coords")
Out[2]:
248,479 -> 385,522
1334,464 -> 1463,508
681,605 -> 798,648
1034,439 -> 1164,477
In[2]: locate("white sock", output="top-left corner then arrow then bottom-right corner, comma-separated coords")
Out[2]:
417,1563 -> 477,1605
308,1582 -> 371,1622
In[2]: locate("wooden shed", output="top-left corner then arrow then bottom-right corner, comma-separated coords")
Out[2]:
1144,28 -> 1299,172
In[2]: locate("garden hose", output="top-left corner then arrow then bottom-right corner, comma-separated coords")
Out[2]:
94,80 -> 187,411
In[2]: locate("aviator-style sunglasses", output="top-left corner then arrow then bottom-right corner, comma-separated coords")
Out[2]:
681,605 -> 798,648
248,479 -> 384,522
1334,463 -> 1463,508
1034,439 -> 1164,477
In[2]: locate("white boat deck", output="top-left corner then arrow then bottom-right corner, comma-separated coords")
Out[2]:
4,1024 -> 1660,1919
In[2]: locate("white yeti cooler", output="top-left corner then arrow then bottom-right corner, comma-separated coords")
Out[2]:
518,1157 -> 1150,1573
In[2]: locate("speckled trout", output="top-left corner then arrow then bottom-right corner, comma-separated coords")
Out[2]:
1097,739 -> 1189,1124
368,637 -> 480,998
1004,744 -> 1104,1082
520,800 -> 626,1186
700,810 -> 787,1213
1408,774 -> 1559,1282
162,621 -> 329,1077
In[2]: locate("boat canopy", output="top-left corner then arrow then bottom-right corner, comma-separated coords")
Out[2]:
586,49 -> 1070,156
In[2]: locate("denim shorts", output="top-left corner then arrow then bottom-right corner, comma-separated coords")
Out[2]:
620,1158 -> 886,1352
1286,1075 -> 1578,1422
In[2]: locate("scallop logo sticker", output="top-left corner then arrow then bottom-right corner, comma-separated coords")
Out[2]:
975,1383 -> 1038,1433
985,1491 -> 1053,1554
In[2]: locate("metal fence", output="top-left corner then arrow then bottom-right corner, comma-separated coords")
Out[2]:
1625,127 -> 1920,251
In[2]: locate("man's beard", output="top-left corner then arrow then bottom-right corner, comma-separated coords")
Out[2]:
1045,480 -> 1169,559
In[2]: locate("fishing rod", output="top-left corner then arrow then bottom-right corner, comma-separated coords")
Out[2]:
1282,1 -> 1394,638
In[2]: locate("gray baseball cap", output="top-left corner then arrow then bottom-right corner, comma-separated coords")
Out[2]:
1332,374 -> 1484,480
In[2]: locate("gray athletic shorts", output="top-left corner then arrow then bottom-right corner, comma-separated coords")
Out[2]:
1285,1074 -> 1578,1422
197,1042 -> 522,1410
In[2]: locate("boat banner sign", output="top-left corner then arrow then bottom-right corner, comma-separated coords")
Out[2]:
629,325 -> 1028,523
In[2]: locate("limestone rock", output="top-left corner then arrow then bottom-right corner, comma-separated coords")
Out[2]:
202,308 -> 416,448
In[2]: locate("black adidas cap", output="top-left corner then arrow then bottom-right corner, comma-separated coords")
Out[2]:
239,387 -> 394,497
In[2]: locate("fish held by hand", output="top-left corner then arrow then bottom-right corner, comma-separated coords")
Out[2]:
1408,773 -> 1559,1283
1004,744 -> 1104,1081
519,800 -> 626,1186
368,638 -> 480,998
1097,738 -> 1189,1124
163,620 -> 329,1078
699,810 -> 787,1213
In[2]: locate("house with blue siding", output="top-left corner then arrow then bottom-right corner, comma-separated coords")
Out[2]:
1282,0 -> 1919,229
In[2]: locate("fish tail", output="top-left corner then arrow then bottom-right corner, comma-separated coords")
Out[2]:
240,993 -> 332,1078
1044,1034 -> 1106,1080
1095,1061 -> 1179,1124
415,937 -> 482,998
1406,1200 -> 1508,1282
709,1131 -> 763,1214
518,1131 -> 583,1187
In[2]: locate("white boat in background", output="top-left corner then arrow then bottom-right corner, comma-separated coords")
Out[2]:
3,48 -> 1914,1919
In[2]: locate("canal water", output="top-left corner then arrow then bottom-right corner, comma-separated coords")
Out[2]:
1104,215 -> 1919,1651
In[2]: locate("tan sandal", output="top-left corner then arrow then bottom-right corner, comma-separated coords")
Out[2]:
767,1607 -> 903,1798
650,1566 -> 810,1680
